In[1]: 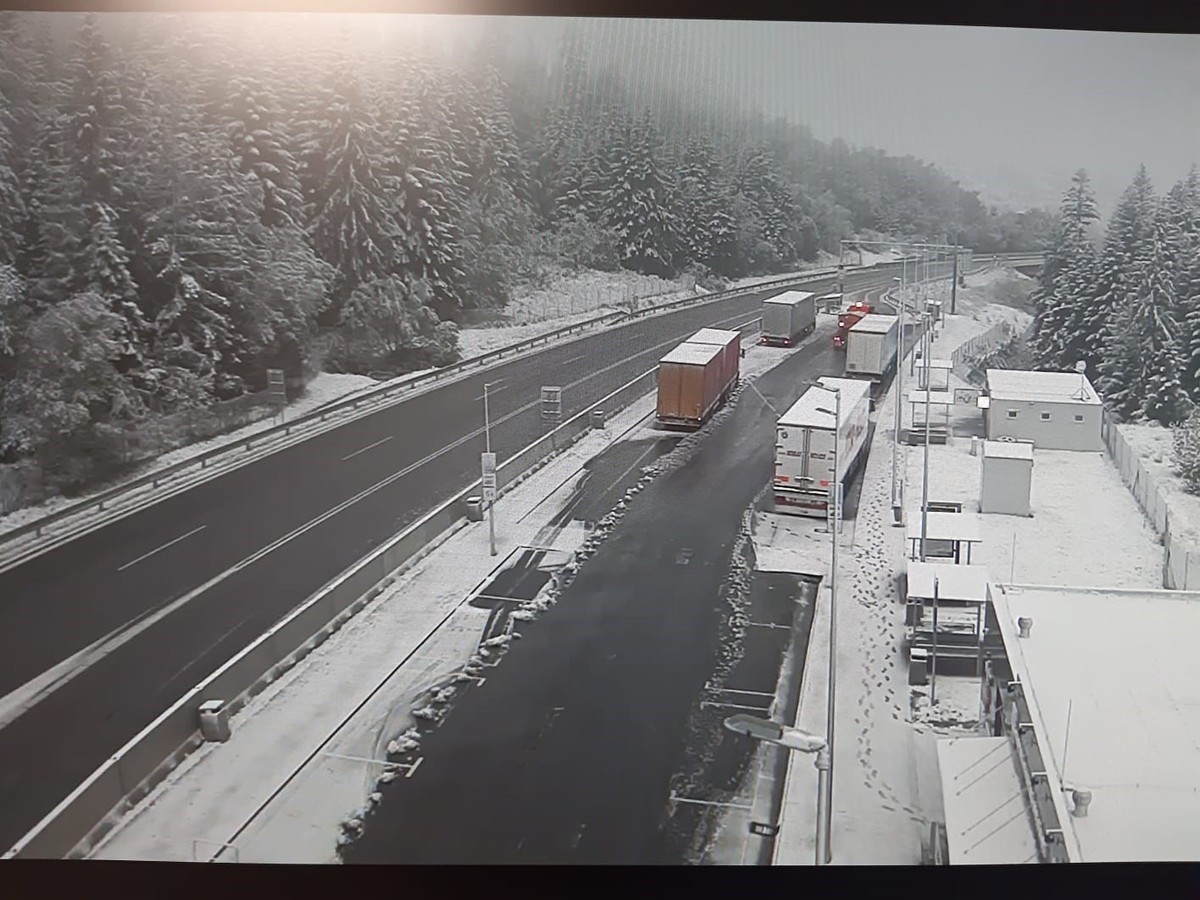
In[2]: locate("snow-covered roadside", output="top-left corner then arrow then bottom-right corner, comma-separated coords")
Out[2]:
88,334 -> 804,863
0,372 -> 404,536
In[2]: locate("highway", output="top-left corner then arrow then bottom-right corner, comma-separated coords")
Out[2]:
0,258 -> 957,850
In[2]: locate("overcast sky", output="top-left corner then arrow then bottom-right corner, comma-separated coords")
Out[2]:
401,17 -> 1199,217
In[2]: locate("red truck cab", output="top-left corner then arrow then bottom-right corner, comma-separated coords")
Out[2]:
833,301 -> 874,349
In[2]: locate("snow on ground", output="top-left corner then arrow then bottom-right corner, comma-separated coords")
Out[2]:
1117,422 -> 1200,547
0,372 -> 398,536
909,677 -> 986,733
91,335 -> 803,863
90,389 -> 658,862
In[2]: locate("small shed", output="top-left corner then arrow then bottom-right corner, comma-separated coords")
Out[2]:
907,511 -> 983,564
917,359 -> 953,392
980,439 -> 1033,517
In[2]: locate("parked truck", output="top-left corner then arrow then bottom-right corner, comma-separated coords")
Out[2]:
686,328 -> 743,390
773,377 -> 873,517
656,328 -> 741,428
833,299 -> 874,349
844,313 -> 900,382
760,291 -> 816,346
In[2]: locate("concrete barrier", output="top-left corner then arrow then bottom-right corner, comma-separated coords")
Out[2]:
3,364 -> 661,861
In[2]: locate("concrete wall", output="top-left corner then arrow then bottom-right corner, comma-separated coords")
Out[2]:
985,398 -> 1101,452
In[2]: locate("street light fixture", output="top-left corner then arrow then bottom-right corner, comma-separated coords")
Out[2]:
724,715 -> 831,865
804,379 -> 840,865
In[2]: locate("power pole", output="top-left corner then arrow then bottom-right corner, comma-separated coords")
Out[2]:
951,241 -> 960,315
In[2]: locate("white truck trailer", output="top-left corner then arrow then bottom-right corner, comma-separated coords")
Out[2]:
844,313 -> 900,382
772,376 -> 873,518
760,291 -> 817,346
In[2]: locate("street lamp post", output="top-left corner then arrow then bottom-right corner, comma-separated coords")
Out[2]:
806,381 -> 840,864
891,276 -> 904,511
723,715 -> 830,865
483,380 -> 499,556
919,315 -> 932,562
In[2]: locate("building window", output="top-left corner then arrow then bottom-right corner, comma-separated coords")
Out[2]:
1007,409 -> 1018,419
1074,414 -> 1084,423
1040,412 -> 1052,421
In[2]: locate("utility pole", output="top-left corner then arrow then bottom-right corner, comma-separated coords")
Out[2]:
824,383 -> 841,864
483,381 -> 498,556
951,240 -> 960,315
919,313 -> 932,562
891,276 -> 904,510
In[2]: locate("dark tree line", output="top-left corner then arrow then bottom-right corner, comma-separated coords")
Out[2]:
0,13 -> 1050,494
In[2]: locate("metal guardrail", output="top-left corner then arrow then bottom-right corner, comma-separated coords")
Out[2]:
0,266 -> 849,552
1,252 -> 1042,553
5,314 -> 773,861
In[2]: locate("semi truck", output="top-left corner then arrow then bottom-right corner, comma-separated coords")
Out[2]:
760,291 -> 816,346
833,299 -> 874,349
844,313 -> 900,382
773,377 -> 873,517
656,328 -> 741,429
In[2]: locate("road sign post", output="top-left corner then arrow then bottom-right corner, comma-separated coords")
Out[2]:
542,386 -> 563,450
267,368 -> 286,421
481,451 -> 497,556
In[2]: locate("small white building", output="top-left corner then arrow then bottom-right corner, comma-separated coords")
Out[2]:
979,439 -> 1033,517
983,369 -> 1102,452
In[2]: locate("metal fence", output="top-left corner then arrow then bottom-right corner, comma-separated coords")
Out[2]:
1100,408 -> 1200,589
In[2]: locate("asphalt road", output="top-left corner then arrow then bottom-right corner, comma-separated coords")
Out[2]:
0,259 -> 951,850
341,308 -> 849,865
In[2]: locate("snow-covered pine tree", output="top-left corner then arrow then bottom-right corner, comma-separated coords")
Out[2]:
1131,206 -> 1190,425
220,75 -> 305,229
1032,170 -> 1100,371
301,66 -> 396,319
1094,167 -> 1158,413
386,55 -> 467,323
600,113 -> 676,278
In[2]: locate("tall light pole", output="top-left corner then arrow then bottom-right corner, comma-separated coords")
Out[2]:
806,381 -> 841,864
919,314 -> 932,562
483,380 -> 500,556
723,715 -> 830,865
891,276 -> 904,511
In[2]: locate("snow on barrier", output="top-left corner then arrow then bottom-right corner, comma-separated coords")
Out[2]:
0,267 -> 849,565
2,360 -> 668,861
1101,409 -> 1200,590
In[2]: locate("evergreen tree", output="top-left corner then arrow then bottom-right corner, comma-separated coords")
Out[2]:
301,67 -> 395,317
1131,209 -> 1189,424
221,75 -> 304,229
600,114 -> 676,278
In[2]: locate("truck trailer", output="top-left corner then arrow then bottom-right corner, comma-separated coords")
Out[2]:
773,377 -> 872,517
760,291 -> 816,346
833,299 -> 874,349
686,328 -> 743,392
656,333 -> 739,429
844,313 -> 900,382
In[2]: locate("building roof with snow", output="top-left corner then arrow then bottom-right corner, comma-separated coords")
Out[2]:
992,583 -> 1200,862
764,291 -> 815,307
659,342 -> 723,367
983,440 -> 1034,461
986,369 -> 1101,405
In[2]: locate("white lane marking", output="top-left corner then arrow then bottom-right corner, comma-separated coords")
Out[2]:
0,308 -> 769,731
341,436 -> 393,462
473,382 -> 508,401
117,525 -> 207,573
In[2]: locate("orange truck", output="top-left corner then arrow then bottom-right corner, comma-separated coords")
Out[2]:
656,328 -> 742,429
833,299 -> 874,350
